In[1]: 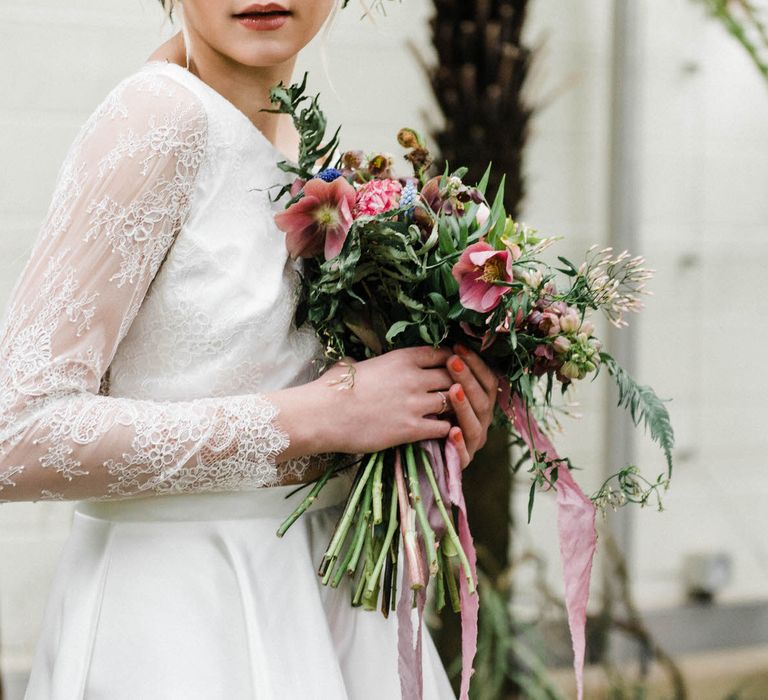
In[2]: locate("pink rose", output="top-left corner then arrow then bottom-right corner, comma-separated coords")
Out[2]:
353,178 -> 403,218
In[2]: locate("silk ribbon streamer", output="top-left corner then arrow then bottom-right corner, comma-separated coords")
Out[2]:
396,440 -> 479,700
498,380 -> 596,700
443,439 -> 479,700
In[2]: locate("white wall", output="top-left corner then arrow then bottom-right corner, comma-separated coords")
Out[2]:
514,0 -> 768,614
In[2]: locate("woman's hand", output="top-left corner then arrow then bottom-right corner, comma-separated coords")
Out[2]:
445,344 -> 499,470
271,346 -> 456,459
269,344 -> 498,469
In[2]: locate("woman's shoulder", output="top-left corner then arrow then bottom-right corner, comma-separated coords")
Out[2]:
73,62 -> 209,157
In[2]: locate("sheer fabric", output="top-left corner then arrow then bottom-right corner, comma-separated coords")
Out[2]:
0,66 -> 320,503
13,60 -> 456,700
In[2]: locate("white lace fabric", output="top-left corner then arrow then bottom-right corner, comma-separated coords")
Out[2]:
0,66 -> 328,503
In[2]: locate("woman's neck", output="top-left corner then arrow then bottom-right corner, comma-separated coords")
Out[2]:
147,31 -> 299,158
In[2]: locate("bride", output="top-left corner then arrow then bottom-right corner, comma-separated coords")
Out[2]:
0,1 -> 498,697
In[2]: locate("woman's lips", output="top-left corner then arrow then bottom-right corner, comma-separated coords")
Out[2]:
234,9 -> 291,31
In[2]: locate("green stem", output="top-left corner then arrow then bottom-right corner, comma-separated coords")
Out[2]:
352,513 -> 375,606
323,451 -> 378,566
405,443 -> 439,577
372,452 -> 385,524
331,476 -> 373,587
444,551 -> 461,613
389,526 -> 399,612
435,545 -> 446,613
276,465 -> 335,537
364,477 -> 400,598
419,447 -> 476,594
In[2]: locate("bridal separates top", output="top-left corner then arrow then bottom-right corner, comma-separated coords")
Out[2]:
1,60 -> 457,699
0,60 -> 328,502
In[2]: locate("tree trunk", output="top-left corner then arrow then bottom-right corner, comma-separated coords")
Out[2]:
424,1 -> 532,697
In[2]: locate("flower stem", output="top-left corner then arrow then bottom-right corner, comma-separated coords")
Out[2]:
404,442 -> 439,577
419,446 -> 476,594
389,531 -> 399,612
364,476 -> 399,598
372,451 -> 386,524
276,464 -> 335,537
443,549 -> 462,613
435,545 -> 446,613
322,451 -> 378,570
331,476 -> 373,587
352,512 -> 375,606
394,447 -> 426,590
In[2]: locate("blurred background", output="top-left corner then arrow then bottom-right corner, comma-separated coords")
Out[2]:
1,0 -> 767,697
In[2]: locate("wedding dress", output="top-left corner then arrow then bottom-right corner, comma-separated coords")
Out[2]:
0,59 -> 456,699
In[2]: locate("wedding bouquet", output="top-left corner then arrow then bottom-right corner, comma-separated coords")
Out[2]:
268,75 -> 674,700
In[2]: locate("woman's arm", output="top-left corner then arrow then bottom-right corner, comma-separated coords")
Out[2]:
0,72 -> 336,503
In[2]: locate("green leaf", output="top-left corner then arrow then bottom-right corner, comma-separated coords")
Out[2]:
385,320 -> 414,343
486,174 -> 507,248
601,352 -> 675,476
428,292 -> 449,317
527,480 -> 537,524
476,163 -> 492,196
447,300 -> 465,320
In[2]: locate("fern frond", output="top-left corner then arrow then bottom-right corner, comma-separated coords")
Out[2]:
600,352 -> 675,477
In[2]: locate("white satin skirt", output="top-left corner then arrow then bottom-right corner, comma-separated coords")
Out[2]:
24,471 -> 456,699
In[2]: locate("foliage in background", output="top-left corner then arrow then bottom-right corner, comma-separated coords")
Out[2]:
695,0 -> 768,80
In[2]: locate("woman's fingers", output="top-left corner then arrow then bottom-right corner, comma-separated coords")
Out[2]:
447,354 -> 490,418
409,345 -> 453,368
454,343 -> 499,398
449,382 -> 483,450
420,368 -> 454,392
416,417 -> 453,441
448,426 -> 472,470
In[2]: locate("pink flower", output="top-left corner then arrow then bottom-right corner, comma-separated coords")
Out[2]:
290,177 -> 306,198
274,177 -> 356,260
475,203 -> 491,228
353,178 -> 403,218
451,241 -> 515,313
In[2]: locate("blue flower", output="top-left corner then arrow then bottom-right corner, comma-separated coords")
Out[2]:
314,168 -> 344,183
399,180 -> 418,216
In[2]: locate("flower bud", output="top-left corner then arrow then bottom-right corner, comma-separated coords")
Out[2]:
397,128 -> 421,149
475,203 -> 491,228
553,336 -> 571,354
341,150 -> 364,170
561,361 -> 581,379
560,309 -> 580,334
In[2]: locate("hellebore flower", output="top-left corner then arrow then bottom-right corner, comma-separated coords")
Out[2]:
353,178 -> 403,218
475,203 -> 491,228
452,241 -> 516,313
274,176 -> 356,260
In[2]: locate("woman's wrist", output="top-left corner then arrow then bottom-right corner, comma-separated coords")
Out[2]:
265,378 -> 336,462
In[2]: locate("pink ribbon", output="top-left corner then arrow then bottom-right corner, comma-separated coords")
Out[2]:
499,381 -> 596,700
396,440 -> 479,700
444,439 -> 479,700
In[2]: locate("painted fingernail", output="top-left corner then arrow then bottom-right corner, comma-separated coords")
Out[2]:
455,386 -> 465,402
450,357 -> 465,373
455,343 -> 469,357
451,429 -> 464,444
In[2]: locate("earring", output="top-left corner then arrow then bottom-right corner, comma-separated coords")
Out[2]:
178,4 -> 192,71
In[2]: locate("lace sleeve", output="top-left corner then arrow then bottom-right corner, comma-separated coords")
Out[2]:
0,71 -> 310,503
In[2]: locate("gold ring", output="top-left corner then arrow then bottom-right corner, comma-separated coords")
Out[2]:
437,391 -> 448,414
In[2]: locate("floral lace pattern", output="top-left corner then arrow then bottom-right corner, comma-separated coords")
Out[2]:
0,69 -> 323,503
